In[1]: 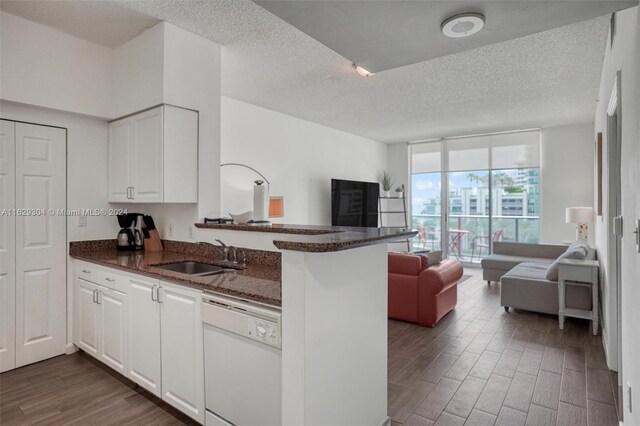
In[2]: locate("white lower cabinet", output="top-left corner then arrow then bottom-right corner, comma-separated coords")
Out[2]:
76,279 -> 100,358
74,261 -> 205,423
159,283 -> 205,422
127,276 -> 162,397
99,288 -> 128,374
75,275 -> 128,377
128,279 -> 205,422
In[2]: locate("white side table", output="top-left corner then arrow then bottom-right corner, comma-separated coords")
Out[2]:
558,258 -> 600,335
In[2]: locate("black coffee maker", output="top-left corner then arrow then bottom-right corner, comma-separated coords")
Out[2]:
117,213 -> 144,251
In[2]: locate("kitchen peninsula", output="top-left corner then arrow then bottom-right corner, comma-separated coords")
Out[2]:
195,223 -> 416,426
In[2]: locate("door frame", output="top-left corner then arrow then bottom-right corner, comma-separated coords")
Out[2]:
604,71 -> 623,411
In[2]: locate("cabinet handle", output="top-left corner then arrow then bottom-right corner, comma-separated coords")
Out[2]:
151,284 -> 157,301
105,277 -> 115,282
127,187 -> 132,199
97,291 -> 103,304
157,286 -> 164,304
92,289 -> 98,303
82,270 -> 91,274
130,186 -> 135,200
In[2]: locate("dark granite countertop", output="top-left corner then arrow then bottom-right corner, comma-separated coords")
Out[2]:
69,240 -> 282,307
195,223 -> 417,253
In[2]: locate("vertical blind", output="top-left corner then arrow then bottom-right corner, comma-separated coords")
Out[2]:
411,130 -> 540,173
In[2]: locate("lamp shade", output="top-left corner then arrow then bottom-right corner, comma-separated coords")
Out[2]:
566,207 -> 594,224
269,196 -> 284,218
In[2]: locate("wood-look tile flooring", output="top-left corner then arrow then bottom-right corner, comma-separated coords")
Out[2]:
1,269 -> 617,426
389,268 -> 619,426
0,352 -> 196,425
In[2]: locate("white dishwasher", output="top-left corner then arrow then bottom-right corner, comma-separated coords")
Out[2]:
202,293 -> 282,426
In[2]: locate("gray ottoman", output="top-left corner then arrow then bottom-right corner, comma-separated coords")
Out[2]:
501,262 -> 591,315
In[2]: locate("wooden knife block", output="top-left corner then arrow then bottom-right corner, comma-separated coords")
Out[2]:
144,229 -> 164,253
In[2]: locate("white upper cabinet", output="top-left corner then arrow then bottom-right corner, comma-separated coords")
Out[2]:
107,119 -> 132,203
108,105 -> 198,203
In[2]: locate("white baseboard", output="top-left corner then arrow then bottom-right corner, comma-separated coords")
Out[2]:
65,343 -> 78,355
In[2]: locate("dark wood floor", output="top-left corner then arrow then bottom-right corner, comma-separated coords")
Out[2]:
1,269 -> 618,426
0,351 -> 196,425
389,268 -> 619,426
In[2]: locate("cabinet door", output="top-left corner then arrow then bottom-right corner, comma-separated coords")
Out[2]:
99,288 -> 127,376
0,120 -> 16,373
127,276 -> 162,397
108,119 -> 132,202
77,279 -> 99,358
131,107 -> 163,202
159,283 -> 204,423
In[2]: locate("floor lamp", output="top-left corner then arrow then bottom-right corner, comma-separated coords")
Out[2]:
220,163 -> 284,223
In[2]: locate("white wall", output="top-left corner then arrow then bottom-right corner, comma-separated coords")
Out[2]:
594,6 -> 639,423
163,23 -> 221,224
0,12 -> 112,118
220,97 -> 388,226
110,23 -> 164,118
387,143 -> 409,192
540,123 -> 595,244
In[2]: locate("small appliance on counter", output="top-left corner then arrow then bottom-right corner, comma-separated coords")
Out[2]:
116,213 -> 145,251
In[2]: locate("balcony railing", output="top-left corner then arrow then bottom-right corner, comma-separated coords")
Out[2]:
411,214 -> 540,263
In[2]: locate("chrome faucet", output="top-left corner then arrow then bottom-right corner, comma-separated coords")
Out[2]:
198,240 -> 229,262
229,246 -> 238,264
215,239 -> 230,262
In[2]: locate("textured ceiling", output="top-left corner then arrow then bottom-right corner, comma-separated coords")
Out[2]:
256,0 -> 632,73
0,0 -> 159,47
1,1 -> 622,143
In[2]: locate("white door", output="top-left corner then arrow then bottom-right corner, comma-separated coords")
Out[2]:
159,283 -> 204,422
127,276 -> 162,396
108,119 -> 133,202
76,279 -> 99,357
131,107 -> 163,202
99,288 -> 127,375
15,123 -> 66,367
0,120 -> 16,372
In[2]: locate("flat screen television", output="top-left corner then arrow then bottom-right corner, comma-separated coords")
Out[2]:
331,179 -> 379,227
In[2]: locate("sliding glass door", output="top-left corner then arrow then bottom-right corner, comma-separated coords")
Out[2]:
490,168 -> 540,246
410,130 -> 540,262
411,172 -> 442,251
411,143 -> 442,251
448,170 -> 490,262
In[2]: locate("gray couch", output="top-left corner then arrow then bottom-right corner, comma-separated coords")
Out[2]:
481,242 -> 595,315
481,242 -> 567,283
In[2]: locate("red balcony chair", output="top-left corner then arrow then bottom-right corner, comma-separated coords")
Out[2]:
416,226 -> 440,250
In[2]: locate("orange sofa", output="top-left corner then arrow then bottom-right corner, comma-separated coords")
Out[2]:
388,252 -> 463,327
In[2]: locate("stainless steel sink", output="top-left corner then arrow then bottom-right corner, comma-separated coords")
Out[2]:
154,261 -> 235,277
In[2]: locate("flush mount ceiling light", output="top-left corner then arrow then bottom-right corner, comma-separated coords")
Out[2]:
441,13 -> 485,38
353,64 -> 374,77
